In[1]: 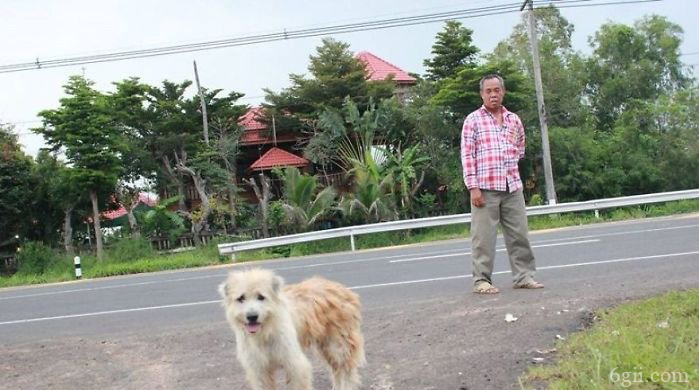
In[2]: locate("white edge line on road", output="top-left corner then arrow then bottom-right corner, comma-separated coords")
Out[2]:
0,299 -> 222,326
3,250 -> 698,326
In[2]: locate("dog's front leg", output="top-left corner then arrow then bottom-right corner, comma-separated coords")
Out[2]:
245,366 -> 276,390
285,355 -> 313,390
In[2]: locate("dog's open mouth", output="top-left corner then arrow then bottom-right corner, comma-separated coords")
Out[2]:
245,322 -> 261,334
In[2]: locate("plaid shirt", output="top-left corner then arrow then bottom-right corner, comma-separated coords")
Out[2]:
461,105 -> 526,192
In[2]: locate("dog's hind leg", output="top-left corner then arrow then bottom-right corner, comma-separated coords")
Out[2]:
321,341 -> 364,390
331,367 -> 361,390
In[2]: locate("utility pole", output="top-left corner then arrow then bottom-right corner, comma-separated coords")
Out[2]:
193,60 -> 209,145
521,0 -> 557,205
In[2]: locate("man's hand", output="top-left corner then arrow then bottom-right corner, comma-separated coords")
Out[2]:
470,188 -> 485,208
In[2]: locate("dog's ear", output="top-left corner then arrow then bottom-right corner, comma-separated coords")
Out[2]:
218,281 -> 229,299
272,275 -> 284,294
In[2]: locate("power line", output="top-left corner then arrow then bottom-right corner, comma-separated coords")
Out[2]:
0,0 -> 660,74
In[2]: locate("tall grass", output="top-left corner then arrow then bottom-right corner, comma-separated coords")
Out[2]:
523,289 -> 699,389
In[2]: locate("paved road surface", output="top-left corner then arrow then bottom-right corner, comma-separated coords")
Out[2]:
2,214 -> 698,389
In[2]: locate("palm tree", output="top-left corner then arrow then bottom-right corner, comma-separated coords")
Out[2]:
338,155 -> 398,224
275,167 -> 337,232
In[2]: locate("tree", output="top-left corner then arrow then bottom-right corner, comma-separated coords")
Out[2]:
244,173 -> 272,238
431,61 -> 532,122
36,76 -> 125,260
586,15 -> 690,130
265,38 -> 394,121
423,20 -> 479,81
338,156 -> 397,224
29,151 -> 86,253
118,78 -> 246,245
211,116 -> 246,231
489,6 -> 587,127
0,124 -> 34,247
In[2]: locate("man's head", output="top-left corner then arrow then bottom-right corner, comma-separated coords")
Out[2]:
479,74 -> 505,111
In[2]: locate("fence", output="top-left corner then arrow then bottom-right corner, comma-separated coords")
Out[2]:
218,188 -> 699,259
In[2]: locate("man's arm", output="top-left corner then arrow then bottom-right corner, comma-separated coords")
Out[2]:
461,117 -> 485,207
515,115 -> 526,160
461,117 -> 478,190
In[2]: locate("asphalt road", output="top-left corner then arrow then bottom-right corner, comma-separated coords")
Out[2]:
1,214 -> 698,389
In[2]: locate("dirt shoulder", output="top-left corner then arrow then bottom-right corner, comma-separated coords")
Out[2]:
2,274 -> 698,390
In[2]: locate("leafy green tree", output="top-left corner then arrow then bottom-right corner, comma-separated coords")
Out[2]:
0,124 -> 34,247
431,61 -> 532,122
29,151 -> 86,253
116,78 -> 246,245
36,76 -> 125,260
423,20 -> 479,81
489,6 -> 587,127
274,167 -> 337,232
586,15 -> 690,130
140,196 -> 186,243
265,38 -> 394,124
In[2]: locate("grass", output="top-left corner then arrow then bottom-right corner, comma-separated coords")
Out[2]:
1,199 -> 698,289
522,289 -> 699,389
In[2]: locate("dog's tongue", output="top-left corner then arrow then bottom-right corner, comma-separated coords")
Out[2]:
246,323 -> 261,334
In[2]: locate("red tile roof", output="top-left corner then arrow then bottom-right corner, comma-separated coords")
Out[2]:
239,106 -> 267,131
239,107 -> 302,145
250,147 -> 309,171
103,193 -> 158,220
356,51 -> 417,84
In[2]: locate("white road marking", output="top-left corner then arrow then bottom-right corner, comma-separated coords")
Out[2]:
3,249 -> 697,326
389,239 -> 600,263
0,299 -> 221,326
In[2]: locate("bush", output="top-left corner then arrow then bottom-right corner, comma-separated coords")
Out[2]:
528,194 -> 544,206
16,241 -> 59,274
107,236 -> 155,263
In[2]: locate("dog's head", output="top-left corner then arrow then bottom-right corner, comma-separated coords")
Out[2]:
218,268 -> 284,335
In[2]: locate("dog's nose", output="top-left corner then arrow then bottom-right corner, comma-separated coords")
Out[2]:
246,314 -> 259,323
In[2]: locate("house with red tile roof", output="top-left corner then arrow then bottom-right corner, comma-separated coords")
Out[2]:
102,193 -> 158,227
174,51 -> 415,209
356,51 -> 417,102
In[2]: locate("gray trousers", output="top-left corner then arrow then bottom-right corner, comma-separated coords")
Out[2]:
470,189 -> 536,286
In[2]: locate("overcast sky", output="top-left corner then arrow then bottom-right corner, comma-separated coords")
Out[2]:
1,0 -> 697,157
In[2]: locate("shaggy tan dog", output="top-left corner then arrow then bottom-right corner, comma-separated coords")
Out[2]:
219,268 -> 365,390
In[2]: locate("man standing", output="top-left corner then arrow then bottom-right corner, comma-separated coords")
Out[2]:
461,74 -> 544,294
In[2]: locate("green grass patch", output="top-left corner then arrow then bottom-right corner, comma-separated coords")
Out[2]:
522,289 -> 699,389
1,199 -> 698,288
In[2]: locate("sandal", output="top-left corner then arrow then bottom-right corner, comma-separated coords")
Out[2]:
514,280 -> 544,289
473,282 -> 500,294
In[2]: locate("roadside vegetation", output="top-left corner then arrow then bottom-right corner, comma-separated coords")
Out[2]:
523,288 -> 699,389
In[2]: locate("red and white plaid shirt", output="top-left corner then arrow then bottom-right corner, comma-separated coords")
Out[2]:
461,105 -> 526,193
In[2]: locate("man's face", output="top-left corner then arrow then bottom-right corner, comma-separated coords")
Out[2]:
480,78 -> 505,111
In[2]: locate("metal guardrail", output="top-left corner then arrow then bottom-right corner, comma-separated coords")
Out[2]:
218,189 -> 699,259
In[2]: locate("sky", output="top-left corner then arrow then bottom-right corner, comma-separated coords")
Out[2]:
1,0 -> 697,157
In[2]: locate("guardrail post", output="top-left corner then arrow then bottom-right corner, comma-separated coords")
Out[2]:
350,232 -> 356,252
230,252 -> 237,262
594,209 -> 600,219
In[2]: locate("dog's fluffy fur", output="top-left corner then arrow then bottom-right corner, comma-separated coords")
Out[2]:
219,268 -> 365,390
